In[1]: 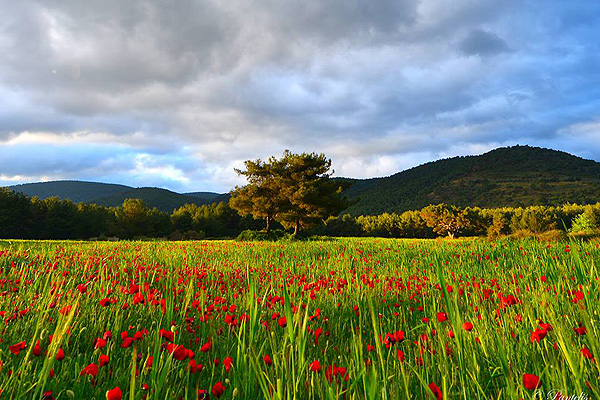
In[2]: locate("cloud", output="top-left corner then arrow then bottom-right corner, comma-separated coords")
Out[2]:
0,0 -> 599,192
458,29 -> 510,57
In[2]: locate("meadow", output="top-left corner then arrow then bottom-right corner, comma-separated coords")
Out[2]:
0,238 -> 598,399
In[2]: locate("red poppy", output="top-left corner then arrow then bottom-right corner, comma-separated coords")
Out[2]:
581,347 -> 595,361
9,341 -> 26,355
189,359 -> 203,373
530,328 -> 548,343
278,316 -> 287,328
462,322 -> 473,332
99,354 -> 110,367
159,329 -> 174,342
437,312 -> 448,322
523,374 -> 541,390
574,326 -> 587,336
429,382 -> 443,400
211,381 -> 225,398
263,354 -> 272,366
121,337 -> 134,348
80,363 -> 99,377
55,348 -> 65,361
200,340 -> 211,352
396,350 -> 405,362
106,386 -> 123,400
223,356 -> 233,372
310,360 -> 321,372
33,340 -> 42,357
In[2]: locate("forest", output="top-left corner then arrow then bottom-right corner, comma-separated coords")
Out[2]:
2,187 -> 599,240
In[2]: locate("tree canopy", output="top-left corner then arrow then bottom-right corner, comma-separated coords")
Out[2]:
230,151 -> 349,234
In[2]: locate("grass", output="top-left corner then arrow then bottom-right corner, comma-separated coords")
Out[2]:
0,237 -> 598,399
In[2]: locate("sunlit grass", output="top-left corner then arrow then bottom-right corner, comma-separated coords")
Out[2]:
0,238 -> 598,399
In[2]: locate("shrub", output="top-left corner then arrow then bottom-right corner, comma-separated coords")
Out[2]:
569,212 -> 596,233
235,229 -> 291,241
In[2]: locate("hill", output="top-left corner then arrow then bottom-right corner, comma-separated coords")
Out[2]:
184,192 -> 222,202
92,187 -> 214,212
6,146 -> 600,216
8,180 -> 132,203
341,145 -> 600,215
6,181 -> 223,212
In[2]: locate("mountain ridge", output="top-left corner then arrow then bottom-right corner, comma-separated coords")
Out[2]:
6,145 -> 600,215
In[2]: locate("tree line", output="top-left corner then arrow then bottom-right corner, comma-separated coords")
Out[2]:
0,188 -> 261,240
315,203 -> 600,239
2,149 -> 599,241
2,185 -> 599,240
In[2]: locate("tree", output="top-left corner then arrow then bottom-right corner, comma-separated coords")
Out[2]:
230,150 -> 349,235
420,203 -> 469,238
114,199 -> 170,239
230,158 -> 284,234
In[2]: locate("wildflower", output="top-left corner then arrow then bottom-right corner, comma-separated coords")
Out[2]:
310,360 -> 321,372
80,363 -> 99,377
429,382 -> 443,400
106,387 -> 123,400
523,374 -> 541,390
9,341 -> 26,355
212,381 -> 225,398
99,354 -> 110,367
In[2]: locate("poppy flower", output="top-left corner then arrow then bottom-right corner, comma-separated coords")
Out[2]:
437,312 -> 448,322
121,337 -> 134,348
197,389 -> 209,399
55,348 -> 65,361
99,354 -> 110,367
574,326 -> 587,336
310,360 -> 321,372
200,340 -> 211,352
95,338 -> 107,349
10,341 -> 26,355
80,363 -> 99,377
462,322 -> 473,332
278,316 -> 287,328
159,329 -> 174,342
223,356 -> 233,372
263,354 -> 272,366
172,345 -> 188,361
523,374 -> 541,390
106,386 -> 123,400
33,340 -> 42,357
581,347 -> 595,361
211,381 -> 225,398
429,382 -> 443,400
530,328 -> 548,343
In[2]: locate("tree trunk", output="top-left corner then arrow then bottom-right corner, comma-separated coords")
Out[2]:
265,216 -> 271,234
294,220 -> 299,236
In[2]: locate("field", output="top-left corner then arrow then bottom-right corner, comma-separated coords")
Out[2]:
0,238 -> 598,399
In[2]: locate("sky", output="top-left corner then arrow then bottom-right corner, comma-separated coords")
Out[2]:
1,0 -> 599,193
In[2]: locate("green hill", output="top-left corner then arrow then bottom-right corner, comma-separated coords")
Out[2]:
92,187 -> 214,212
8,180 -> 132,203
184,192 -> 222,202
6,146 -> 600,216
341,145 -> 600,215
6,181 -> 223,212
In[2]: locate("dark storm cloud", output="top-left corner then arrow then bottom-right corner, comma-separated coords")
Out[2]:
0,0 -> 599,191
